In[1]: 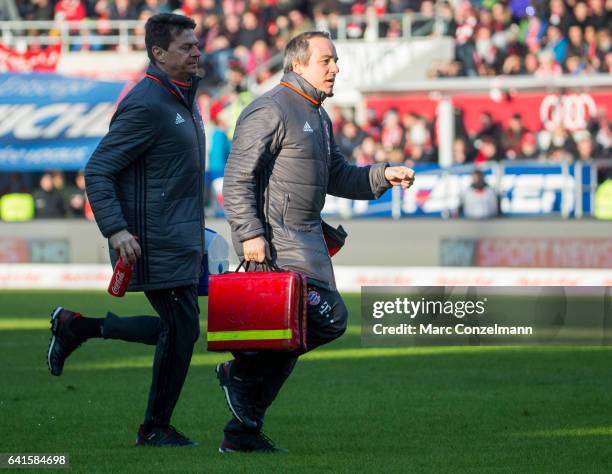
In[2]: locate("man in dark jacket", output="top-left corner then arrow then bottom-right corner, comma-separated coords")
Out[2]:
46,13 -> 205,447
217,31 -> 415,453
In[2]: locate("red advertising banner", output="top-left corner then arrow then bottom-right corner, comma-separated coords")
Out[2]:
475,238 -> 612,268
366,90 -> 612,133
0,44 -> 61,72
0,238 -> 28,263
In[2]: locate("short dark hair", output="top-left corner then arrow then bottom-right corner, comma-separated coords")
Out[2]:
145,13 -> 196,63
283,31 -> 332,73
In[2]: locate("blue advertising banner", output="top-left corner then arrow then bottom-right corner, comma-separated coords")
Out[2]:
0,73 -> 127,171
320,162 -> 593,217
212,162 -> 593,218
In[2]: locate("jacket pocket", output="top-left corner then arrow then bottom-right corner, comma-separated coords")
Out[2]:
279,193 -> 290,235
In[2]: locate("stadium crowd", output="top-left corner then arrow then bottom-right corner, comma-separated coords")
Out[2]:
1,0 -> 611,220
326,104 -> 611,168
428,0 -> 611,77
6,0 -> 611,81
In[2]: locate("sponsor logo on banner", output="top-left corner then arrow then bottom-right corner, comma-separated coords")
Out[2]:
539,94 -> 597,131
365,91 -> 612,137
0,73 -> 127,171
0,238 -> 28,263
0,44 -> 61,73
28,240 -> 70,263
0,239 -> 69,263
475,238 -> 612,268
0,265 -> 610,290
440,238 -> 612,268
217,163 -> 592,218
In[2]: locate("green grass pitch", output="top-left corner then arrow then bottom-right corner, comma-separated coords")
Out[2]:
1,290 -> 612,473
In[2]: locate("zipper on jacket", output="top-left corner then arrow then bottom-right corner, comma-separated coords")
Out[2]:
192,110 -> 205,256
317,108 -> 331,164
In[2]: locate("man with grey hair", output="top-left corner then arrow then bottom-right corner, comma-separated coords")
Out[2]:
218,31 -> 415,453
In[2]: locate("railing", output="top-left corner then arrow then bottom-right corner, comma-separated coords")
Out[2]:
331,13 -> 449,40
0,13 -> 449,52
245,13 -> 450,94
0,20 -> 145,50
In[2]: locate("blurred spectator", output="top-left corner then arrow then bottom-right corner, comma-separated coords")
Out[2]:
67,172 -> 88,217
361,108 -> 382,142
142,0 -> 169,15
246,39 -> 271,78
565,54 -> 586,74
452,137 -> 473,164
33,173 -> 66,218
337,121 -> 366,159
412,0 -> 435,36
353,136 -> 378,166
222,13 -> 241,47
535,50 -> 563,77
587,107 -> 611,157
54,0 -> 86,22
461,169 -> 499,219
574,130 -> 595,162
51,171 -> 71,206
589,0 -> 608,31
237,10 -> 266,48
288,9 -> 313,38
547,0 -> 573,34
502,53 -> 523,74
22,0 -> 53,21
217,62 -> 252,139
502,113 -> 529,159
566,25 -> 587,59
540,126 -> 577,161
543,25 -> 567,65
205,105 -> 231,209
523,52 -> 540,74
517,133 -> 540,159
403,115 -> 433,156
381,108 -> 403,150
0,172 -> 31,195
474,112 -> 503,149
109,0 -> 138,20
405,143 -> 435,165
474,136 -> 504,163
572,2 -> 590,32
453,4 -> 478,76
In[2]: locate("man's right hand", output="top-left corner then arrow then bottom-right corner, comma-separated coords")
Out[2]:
109,229 -> 141,264
242,236 -> 270,263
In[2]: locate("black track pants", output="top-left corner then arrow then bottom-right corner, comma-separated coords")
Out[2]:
224,284 -> 348,434
101,285 -> 200,427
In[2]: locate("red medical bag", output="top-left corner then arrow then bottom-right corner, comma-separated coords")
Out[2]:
207,262 -> 308,351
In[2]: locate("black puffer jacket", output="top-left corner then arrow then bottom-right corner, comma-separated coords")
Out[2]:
223,72 -> 390,290
85,63 -> 206,291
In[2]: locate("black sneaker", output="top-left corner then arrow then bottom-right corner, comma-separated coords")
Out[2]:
215,361 -> 259,429
219,431 -> 288,454
47,307 -> 85,376
135,425 -> 197,447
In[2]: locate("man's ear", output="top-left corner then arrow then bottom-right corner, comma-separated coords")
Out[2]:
293,62 -> 303,75
152,45 -> 165,64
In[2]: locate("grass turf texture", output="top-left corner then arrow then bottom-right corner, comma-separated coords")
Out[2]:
1,290 -> 612,473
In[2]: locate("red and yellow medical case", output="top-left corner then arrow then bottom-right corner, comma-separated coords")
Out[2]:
207,266 -> 308,351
